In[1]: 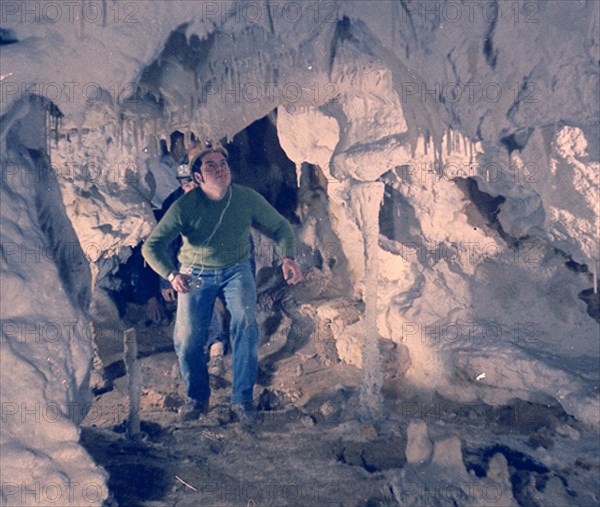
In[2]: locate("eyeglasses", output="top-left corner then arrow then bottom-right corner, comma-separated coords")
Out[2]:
202,160 -> 229,175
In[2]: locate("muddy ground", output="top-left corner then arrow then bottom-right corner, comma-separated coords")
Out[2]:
82,282 -> 600,507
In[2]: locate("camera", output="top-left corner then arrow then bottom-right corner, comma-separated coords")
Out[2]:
191,275 -> 204,289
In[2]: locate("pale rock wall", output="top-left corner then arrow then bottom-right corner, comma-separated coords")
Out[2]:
1,98 -> 108,505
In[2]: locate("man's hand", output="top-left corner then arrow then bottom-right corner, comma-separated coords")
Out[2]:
146,296 -> 162,322
282,257 -> 303,285
171,273 -> 192,293
161,287 -> 177,302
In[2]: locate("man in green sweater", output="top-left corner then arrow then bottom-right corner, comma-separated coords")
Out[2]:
142,140 -> 302,421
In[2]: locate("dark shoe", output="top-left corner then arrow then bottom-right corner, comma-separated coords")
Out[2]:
231,402 -> 259,423
179,400 -> 208,421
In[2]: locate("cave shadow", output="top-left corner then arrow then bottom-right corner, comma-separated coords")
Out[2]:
100,343 -> 176,387
80,426 -> 172,507
256,286 -> 316,387
578,288 -> 600,323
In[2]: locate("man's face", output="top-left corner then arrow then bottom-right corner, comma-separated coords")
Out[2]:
194,151 -> 231,189
180,178 -> 197,193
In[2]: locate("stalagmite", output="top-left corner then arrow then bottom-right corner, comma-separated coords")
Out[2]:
406,421 -> 433,464
352,182 -> 385,421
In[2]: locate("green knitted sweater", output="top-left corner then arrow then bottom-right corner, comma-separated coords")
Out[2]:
142,184 -> 296,278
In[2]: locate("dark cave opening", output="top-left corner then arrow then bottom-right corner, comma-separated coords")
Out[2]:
223,113 -> 299,223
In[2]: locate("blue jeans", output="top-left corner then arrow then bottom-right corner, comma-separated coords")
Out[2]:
173,260 -> 259,404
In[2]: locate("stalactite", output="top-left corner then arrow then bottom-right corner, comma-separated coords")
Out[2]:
409,128 -> 417,158
119,114 -> 124,153
133,119 -> 139,154
597,219 -> 600,292
44,107 -> 50,156
295,162 -> 302,189
80,1 -> 85,39
469,139 -> 473,166
54,115 -> 59,146
391,0 -> 398,48
76,114 -> 84,149
141,120 -> 146,153
141,121 -> 147,153
152,118 -> 158,151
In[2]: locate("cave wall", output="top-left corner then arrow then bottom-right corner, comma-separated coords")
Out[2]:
1,98 -> 107,505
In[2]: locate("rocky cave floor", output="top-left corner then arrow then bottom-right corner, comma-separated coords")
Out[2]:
81,293 -> 600,507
